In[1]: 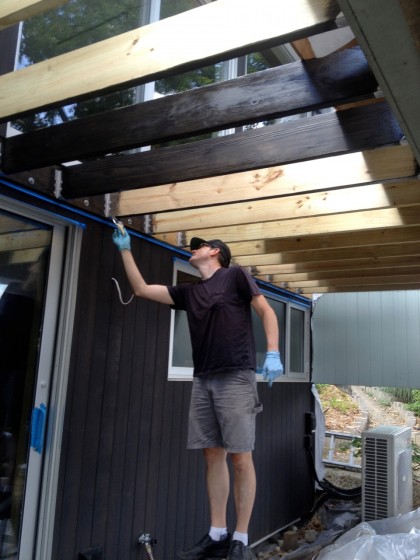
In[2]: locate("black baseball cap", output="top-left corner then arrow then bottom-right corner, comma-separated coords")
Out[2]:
189,237 -> 231,268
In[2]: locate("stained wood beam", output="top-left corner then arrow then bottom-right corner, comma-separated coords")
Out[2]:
150,180 -> 420,234
0,0 -> 340,122
0,0 -> 66,30
62,102 -> 402,198
114,144 -> 415,216
339,0 -> 420,164
2,47 -> 377,173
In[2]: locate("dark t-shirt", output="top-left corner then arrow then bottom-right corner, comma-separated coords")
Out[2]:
168,265 -> 261,376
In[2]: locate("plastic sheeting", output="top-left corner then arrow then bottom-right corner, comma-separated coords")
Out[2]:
317,508 -> 420,559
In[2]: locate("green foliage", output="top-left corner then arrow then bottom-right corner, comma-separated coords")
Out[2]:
381,388 -> 420,418
382,387 -> 413,403
316,384 -> 358,415
406,400 -> 420,417
351,436 -> 362,457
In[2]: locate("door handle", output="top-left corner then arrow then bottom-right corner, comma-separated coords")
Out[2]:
30,403 -> 47,454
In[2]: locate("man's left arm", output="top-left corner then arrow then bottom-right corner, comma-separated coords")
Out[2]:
252,294 -> 284,386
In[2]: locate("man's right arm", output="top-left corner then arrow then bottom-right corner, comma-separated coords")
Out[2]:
120,250 -> 174,304
113,230 -> 174,305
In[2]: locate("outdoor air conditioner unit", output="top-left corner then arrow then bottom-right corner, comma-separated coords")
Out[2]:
362,425 -> 413,522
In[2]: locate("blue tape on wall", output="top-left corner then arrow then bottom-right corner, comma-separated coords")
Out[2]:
30,403 -> 47,454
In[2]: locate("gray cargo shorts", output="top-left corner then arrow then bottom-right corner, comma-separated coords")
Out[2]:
187,369 -> 263,453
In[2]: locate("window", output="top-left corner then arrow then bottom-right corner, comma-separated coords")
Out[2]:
167,260 -> 311,382
167,259 -> 200,380
253,291 -> 310,382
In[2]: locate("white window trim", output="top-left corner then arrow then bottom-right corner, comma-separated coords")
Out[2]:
167,259 -> 200,381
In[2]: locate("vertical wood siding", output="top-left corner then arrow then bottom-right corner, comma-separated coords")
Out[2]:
53,218 -> 314,559
312,291 -> 420,388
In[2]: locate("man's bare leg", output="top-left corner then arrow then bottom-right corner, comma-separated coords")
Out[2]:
230,451 -> 256,534
204,447 -> 230,528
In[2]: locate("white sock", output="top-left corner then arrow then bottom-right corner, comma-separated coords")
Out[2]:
209,527 -> 228,541
233,531 -> 248,546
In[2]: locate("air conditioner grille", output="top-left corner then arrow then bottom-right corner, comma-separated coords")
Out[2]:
363,437 -> 389,520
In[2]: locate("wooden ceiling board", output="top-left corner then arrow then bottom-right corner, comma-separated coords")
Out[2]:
1,1 -> 419,295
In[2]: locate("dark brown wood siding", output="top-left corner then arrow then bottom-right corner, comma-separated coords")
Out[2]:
50,217 -> 314,559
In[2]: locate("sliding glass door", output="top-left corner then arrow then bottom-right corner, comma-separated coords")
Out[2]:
0,199 -> 81,559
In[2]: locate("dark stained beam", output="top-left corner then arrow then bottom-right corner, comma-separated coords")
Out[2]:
62,101 -> 403,198
1,47 -> 377,174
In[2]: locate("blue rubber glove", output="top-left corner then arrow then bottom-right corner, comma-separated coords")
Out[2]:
261,351 -> 284,387
112,228 -> 131,251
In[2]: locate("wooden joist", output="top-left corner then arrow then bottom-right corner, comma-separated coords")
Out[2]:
113,144 -> 414,216
234,240 -> 420,268
283,275 -> 420,290
261,264 -> 420,283
300,283 -> 420,295
149,180 -> 420,234
62,102 -> 403,198
254,254 -> 420,275
0,0 -> 66,30
158,205 -> 420,245
1,47 -> 377,174
227,225 -> 420,258
0,0 -> 340,122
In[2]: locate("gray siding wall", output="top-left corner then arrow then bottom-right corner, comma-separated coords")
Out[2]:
312,291 -> 420,388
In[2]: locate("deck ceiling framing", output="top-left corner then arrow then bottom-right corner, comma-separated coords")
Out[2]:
1,0 -> 420,297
